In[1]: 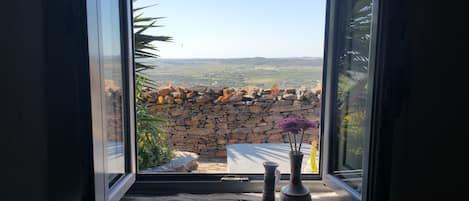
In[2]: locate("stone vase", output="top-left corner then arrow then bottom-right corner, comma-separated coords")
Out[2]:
262,161 -> 279,201
280,152 -> 311,201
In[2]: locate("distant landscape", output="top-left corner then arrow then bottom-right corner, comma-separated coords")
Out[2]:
139,57 -> 323,89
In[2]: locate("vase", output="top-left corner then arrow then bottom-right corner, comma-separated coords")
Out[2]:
280,151 -> 311,201
262,161 -> 279,201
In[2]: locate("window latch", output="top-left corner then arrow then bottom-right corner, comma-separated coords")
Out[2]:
220,175 -> 250,182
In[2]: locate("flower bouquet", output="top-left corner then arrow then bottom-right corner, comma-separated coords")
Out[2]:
275,117 -> 317,154
275,117 -> 317,201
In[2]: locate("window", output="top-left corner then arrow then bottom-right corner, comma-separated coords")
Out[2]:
88,0 -> 136,200
322,0 -> 377,200
100,0 -> 127,185
101,0 -> 381,197
131,0 -> 327,192
330,0 -> 372,192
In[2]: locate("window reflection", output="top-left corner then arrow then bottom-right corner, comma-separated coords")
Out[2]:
331,0 -> 373,193
100,0 -> 126,185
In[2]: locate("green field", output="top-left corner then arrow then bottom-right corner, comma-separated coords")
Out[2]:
142,57 -> 323,89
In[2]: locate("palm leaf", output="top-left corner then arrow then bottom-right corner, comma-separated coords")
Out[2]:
133,4 -> 158,12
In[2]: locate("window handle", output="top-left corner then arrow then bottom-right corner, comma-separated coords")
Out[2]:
220,176 -> 250,182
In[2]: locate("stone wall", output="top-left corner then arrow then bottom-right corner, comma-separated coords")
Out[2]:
144,85 -> 322,158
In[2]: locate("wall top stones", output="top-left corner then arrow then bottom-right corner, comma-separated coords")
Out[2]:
140,84 -> 322,108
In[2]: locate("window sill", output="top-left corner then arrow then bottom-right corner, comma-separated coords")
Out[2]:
123,191 -> 343,201
127,180 -> 331,195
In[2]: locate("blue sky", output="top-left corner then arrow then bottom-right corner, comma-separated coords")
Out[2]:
134,0 -> 326,58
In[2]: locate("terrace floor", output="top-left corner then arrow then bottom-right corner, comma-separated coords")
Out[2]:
192,158 -> 227,173
226,143 -> 316,173
191,143 -> 319,174
142,143 -> 319,174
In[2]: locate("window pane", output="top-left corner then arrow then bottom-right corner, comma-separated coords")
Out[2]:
134,0 -> 327,175
100,0 -> 126,185
330,0 -> 373,193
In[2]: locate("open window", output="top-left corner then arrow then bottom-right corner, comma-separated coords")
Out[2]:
87,0 -> 137,200
85,0 -> 380,200
321,0 -> 379,200
130,0 -> 328,193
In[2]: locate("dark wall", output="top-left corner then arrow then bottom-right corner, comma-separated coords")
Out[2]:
1,0 -> 95,201
44,0 -> 95,201
1,1 -> 47,201
370,0 -> 466,201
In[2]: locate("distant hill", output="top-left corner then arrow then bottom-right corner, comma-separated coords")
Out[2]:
139,57 -> 323,67
140,57 -> 323,89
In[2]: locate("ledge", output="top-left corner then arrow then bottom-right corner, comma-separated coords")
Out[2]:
123,192 -> 343,201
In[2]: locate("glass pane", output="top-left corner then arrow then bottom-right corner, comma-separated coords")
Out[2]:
100,0 -> 126,185
134,0 -> 326,175
330,0 -> 373,193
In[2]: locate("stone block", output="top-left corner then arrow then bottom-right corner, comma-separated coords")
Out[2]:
159,88 -> 171,96
191,128 -> 214,135
252,126 -> 272,133
263,114 -> 284,122
266,128 -> 283,134
249,105 -> 263,113
170,108 -> 185,117
217,139 -> 227,144
232,127 -> 252,134
215,150 -> 227,157
216,123 -> 228,129
282,93 -> 297,100
269,105 -> 302,112
257,122 -> 268,127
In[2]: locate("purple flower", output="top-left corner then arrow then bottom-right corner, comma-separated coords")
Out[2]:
275,117 -> 316,134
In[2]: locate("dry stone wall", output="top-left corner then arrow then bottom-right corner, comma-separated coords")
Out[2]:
145,85 -> 322,158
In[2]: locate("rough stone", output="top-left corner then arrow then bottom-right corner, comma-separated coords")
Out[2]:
195,96 -> 209,104
215,150 -> 227,157
266,128 -> 283,134
143,86 -> 320,155
269,105 -> 302,112
170,108 -> 185,117
252,126 -> 272,133
258,95 -> 274,101
286,88 -> 296,94
141,151 -> 199,173
171,91 -> 183,99
249,106 -> 263,113
257,122 -> 268,127
192,128 -> 214,135
282,93 -> 297,100
263,114 -> 284,122
273,100 -> 293,106
159,88 -> 171,96
157,96 -> 165,104
229,95 -> 243,102
186,92 -> 195,99
242,95 -> 255,101
217,123 -> 228,129
174,98 -> 184,104
233,128 -> 252,134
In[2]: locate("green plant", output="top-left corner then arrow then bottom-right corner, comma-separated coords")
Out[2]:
135,74 -> 174,170
134,0 -> 174,170
136,97 -> 174,169
133,0 -> 172,88
136,77 -> 174,171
